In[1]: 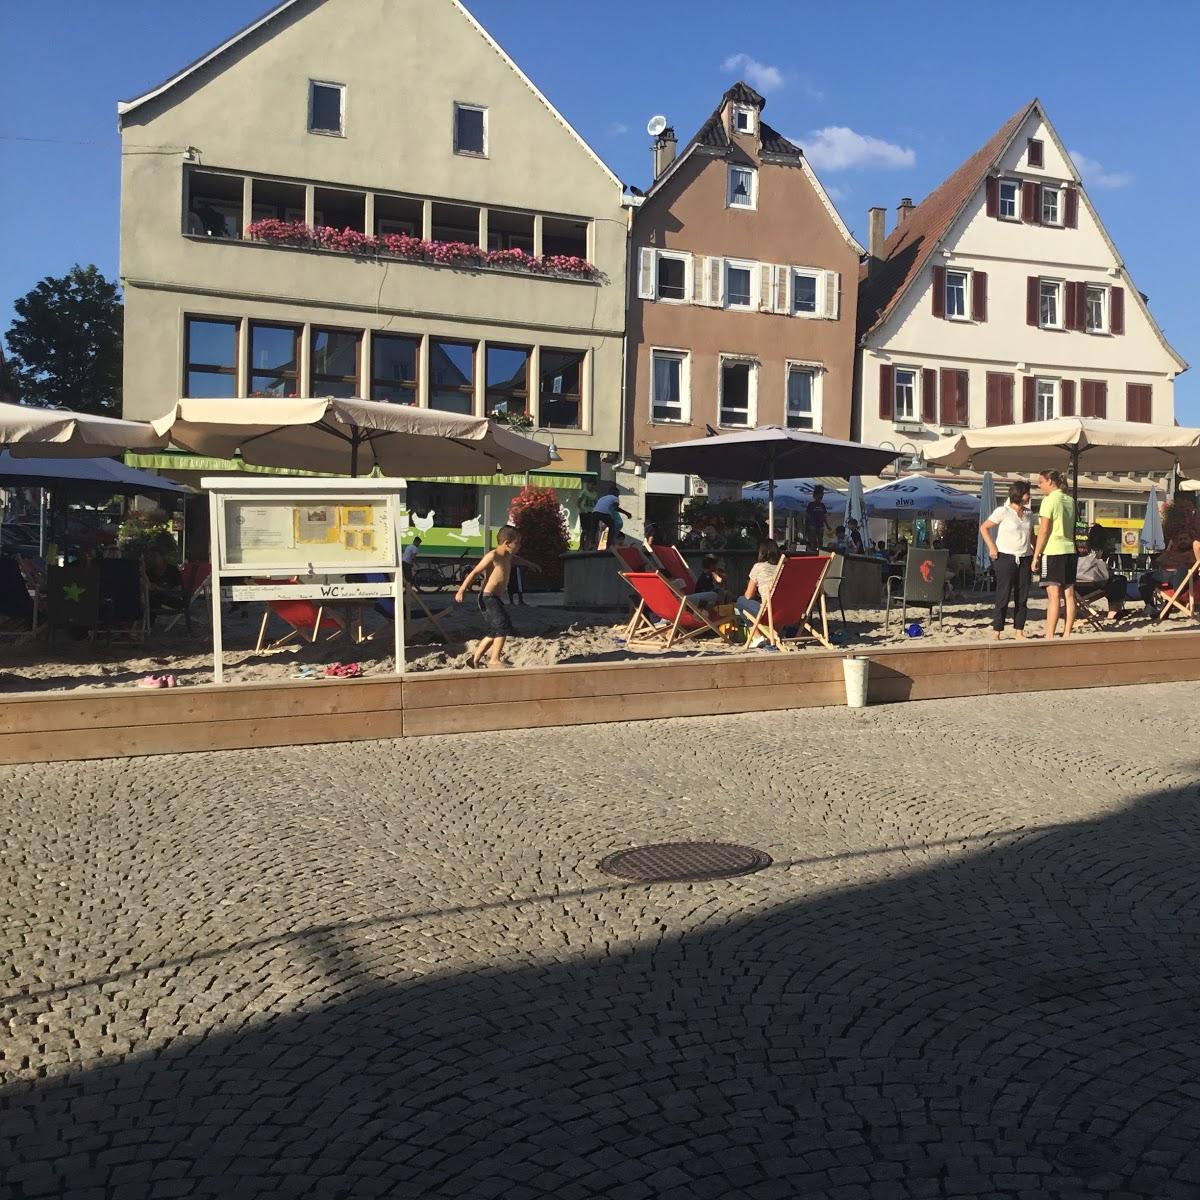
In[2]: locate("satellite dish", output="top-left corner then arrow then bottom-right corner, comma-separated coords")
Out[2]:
646,115 -> 668,137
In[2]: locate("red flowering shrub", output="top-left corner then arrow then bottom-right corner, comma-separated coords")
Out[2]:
508,486 -> 569,585
1163,495 -> 1200,547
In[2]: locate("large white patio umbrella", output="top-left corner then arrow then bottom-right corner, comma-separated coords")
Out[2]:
741,477 -> 847,515
1140,487 -> 1166,552
152,397 -> 551,477
863,476 -> 978,518
0,401 -> 167,457
976,472 -> 997,572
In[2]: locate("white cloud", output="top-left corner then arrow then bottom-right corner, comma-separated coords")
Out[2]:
802,126 -> 916,172
1070,149 -> 1132,189
609,121 -> 630,136
721,53 -> 784,94
825,183 -> 849,203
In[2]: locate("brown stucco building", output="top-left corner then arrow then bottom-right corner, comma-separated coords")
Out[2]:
618,83 -> 862,526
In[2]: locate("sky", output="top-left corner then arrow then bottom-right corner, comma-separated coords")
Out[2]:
2,0 -> 1198,422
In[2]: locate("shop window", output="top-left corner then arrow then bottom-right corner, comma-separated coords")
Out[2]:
310,328 -> 361,397
249,322 -> 300,396
184,317 -> 239,397
313,187 -> 365,233
430,340 -> 476,414
542,216 -> 588,258
539,349 -> 584,429
251,178 -> 307,224
371,334 -> 419,405
485,345 -> 530,418
185,168 -> 243,239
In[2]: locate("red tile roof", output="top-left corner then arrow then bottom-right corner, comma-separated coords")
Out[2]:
858,101 -> 1036,338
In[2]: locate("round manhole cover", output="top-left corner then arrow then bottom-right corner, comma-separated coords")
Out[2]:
598,842 -> 772,883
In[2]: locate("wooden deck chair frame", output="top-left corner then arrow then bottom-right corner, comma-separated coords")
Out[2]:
745,556 -> 834,651
1072,584 -> 1110,634
404,580 -> 450,639
620,572 -> 724,651
649,544 -> 697,593
1157,559 -> 1200,622
162,571 -> 213,635
255,603 -> 344,653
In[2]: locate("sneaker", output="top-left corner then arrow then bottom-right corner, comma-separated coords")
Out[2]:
749,635 -> 767,649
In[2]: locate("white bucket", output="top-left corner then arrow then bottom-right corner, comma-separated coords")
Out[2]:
842,656 -> 869,708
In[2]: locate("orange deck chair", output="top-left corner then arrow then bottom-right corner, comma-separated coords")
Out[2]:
620,571 -> 724,651
254,579 -> 346,652
745,554 -> 834,651
650,544 -> 698,593
1156,559 -> 1200,622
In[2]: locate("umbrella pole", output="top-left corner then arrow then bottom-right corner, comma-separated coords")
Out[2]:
768,447 -> 776,540
350,434 -> 360,479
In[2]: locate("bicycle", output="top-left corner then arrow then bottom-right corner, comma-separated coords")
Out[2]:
409,550 -> 476,594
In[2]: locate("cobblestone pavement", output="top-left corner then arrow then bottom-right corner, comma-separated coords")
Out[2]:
3,682 -> 1200,1199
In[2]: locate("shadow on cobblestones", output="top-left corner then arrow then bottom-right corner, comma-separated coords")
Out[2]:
4,775 -> 1200,1199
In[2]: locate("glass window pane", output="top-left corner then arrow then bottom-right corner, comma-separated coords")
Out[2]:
455,106 -> 485,154
430,388 -> 474,414
251,375 -> 294,396
794,274 -> 818,313
312,330 -> 359,380
310,84 -> 342,134
788,369 -> 812,413
728,267 -> 752,306
188,319 -> 237,369
658,257 -> 685,300
486,346 -> 529,390
540,350 -> 582,395
186,371 -> 236,399
373,384 -> 416,406
251,325 -> 298,373
373,335 -> 418,387
431,341 -> 474,386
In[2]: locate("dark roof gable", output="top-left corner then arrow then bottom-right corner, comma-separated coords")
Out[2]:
723,81 -> 766,109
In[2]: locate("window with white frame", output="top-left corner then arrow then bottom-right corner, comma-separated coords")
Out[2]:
453,103 -> 487,156
1041,184 -> 1061,225
733,106 -> 756,134
309,81 -> 345,136
1039,279 -> 1062,329
793,270 -> 819,315
655,251 -> 689,301
725,260 -> 754,309
998,179 -> 1019,219
727,165 -> 756,209
651,349 -> 689,423
786,364 -> 821,431
945,270 -> 968,319
1035,378 -> 1057,422
719,358 -> 756,426
1086,285 -> 1106,333
894,368 -> 917,421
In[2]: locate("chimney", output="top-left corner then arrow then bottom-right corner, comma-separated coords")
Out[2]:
653,127 -> 677,180
897,197 -> 915,226
868,207 -> 886,260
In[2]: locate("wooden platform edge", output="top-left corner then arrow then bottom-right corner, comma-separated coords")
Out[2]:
1,630 -> 1198,764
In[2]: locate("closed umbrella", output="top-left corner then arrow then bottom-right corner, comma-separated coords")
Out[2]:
846,476 -> 866,527
650,427 -> 899,537
153,397 -> 550,477
0,401 -> 167,457
1140,487 -> 1165,552
976,471 -> 997,572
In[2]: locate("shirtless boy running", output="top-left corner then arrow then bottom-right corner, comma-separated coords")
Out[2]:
455,525 -> 540,669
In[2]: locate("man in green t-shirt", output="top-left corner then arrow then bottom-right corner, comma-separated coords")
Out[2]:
1032,470 -> 1078,638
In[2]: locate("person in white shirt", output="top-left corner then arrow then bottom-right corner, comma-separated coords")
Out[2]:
979,481 -> 1034,640
593,489 -> 631,544
401,536 -> 421,580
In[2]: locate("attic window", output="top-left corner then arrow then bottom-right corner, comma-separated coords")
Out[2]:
733,106 -> 756,135
309,81 -> 345,136
1027,138 -> 1044,168
454,103 -> 487,156
727,165 -> 756,210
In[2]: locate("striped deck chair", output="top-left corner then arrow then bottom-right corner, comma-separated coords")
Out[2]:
649,543 -> 697,593
1156,559 -> 1199,622
745,555 -> 834,651
620,571 -> 724,651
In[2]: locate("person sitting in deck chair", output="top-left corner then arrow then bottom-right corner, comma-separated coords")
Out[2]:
1075,538 -> 1130,622
735,539 -> 783,649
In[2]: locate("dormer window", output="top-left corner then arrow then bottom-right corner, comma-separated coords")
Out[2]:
309,81 -> 345,136
1027,138 -> 1044,168
732,105 -> 756,135
998,179 -> 1020,220
727,165 -> 756,210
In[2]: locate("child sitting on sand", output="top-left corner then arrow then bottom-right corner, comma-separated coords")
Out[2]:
455,525 -> 540,669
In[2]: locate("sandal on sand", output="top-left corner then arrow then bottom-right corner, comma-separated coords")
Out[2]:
136,674 -> 176,689
324,662 -> 363,679
293,665 -> 322,680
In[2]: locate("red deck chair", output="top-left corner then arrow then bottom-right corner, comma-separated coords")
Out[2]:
611,544 -> 653,573
1156,559 -> 1199,622
254,579 -> 346,652
650,544 -> 697,593
745,555 -> 834,651
620,571 -> 724,651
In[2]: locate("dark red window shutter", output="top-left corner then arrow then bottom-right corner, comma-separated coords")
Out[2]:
1023,376 -> 1036,422
1127,383 -> 1152,422
985,176 -> 999,218
955,371 -> 969,425
1061,379 -> 1076,417
1022,182 -> 1041,223
1110,286 -> 1125,334
1080,380 -> 1092,417
939,368 -> 957,426
879,363 -> 894,420
931,265 -> 946,318
921,368 -> 937,422
1026,276 -> 1039,326
1065,282 -> 1083,332
999,373 -> 1014,424
985,374 -> 999,426
1094,380 -> 1107,418
971,271 -> 988,322
1064,186 -> 1078,228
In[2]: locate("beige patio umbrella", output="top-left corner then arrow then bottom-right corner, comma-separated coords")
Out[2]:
152,397 -> 551,477
0,401 -> 168,457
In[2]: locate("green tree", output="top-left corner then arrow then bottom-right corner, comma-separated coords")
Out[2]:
0,346 -> 19,403
5,265 -> 123,415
